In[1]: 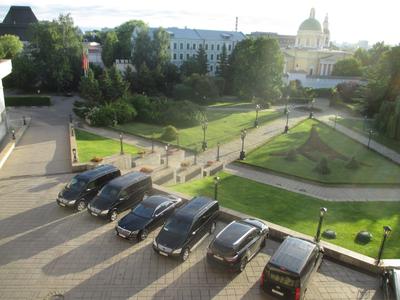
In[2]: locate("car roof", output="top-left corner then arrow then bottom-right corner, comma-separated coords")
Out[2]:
175,196 -> 217,220
108,171 -> 150,189
77,164 -> 119,181
142,195 -> 172,208
214,220 -> 255,247
269,236 -> 318,275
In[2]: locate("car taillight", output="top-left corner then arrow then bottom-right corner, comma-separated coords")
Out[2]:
260,272 -> 265,287
295,287 -> 301,300
224,254 -> 238,262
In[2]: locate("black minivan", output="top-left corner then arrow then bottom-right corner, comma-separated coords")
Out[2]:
57,165 -> 120,211
153,196 -> 219,261
87,171 -> 152,221
261,236 -> 323,300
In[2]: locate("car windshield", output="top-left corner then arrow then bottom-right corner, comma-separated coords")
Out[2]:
98,185 -> 120,201
66,177 -> 87,191
163,217 -> 191,235
133,203 -> 154,218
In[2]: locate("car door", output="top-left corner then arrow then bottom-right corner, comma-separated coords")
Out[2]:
149,203 -> 168,230
245,231 -> 261,258
188,218 -> 203,249
117,189 -> 130,212
83,180 -> 98,202
128,183 -> 145,208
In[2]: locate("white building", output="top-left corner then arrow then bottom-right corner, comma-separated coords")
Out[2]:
138,27 -> 246,75
0,60 -> 12,144
83,42 -> 104,67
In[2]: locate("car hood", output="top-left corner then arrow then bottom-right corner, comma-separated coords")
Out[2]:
118,213 -> 150,231
156,229 -> 186,250
91,196 -> 115,211
60,188 -> 81,200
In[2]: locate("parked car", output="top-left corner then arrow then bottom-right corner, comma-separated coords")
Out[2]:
87,172 -> 152,221
116,194 -> 183,241
57,164 -> 120,211
153,196 -> 219,261
261,236 -> 323,300
381,267 -> 400,300
207,218 -> 269,272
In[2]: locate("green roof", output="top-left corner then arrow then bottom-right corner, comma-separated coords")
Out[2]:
299,18 -> 322,31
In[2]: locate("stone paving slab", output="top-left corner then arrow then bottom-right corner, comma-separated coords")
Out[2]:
0,174 -> 383,299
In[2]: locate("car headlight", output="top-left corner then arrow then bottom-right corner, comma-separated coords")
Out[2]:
87,203 -> 91,209
68,200 -> 76,205
172,248 -> 182,254
101,209 -> 109,215
153,239 -> 158,247
131,230 -> 139,235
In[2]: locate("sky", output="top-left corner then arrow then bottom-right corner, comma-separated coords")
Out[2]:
1,0 -> 399,45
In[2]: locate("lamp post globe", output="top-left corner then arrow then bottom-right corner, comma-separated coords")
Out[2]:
202,121 -> 208,151
254,104 -> 261,128
377,225 -> 392,265
315,207 -> 327,243
239,129 -> 247,160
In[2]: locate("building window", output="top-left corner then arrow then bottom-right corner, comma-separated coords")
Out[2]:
211,44 -> 214,50
173,53 -> 177,60
180,53 -> 183,60
211,54 -> 214,60
186,54 -> 190,59
180,43 -> 183,50
217,44 -> 220,51
205,44 -> 208,50
228,44 -> 232,51
187,43 -> 190,50
174,43 -> 177,50
210,65 -> 213,71
217,54 -> 220,60
193,43 -> 196,50
193,54 -> 196,58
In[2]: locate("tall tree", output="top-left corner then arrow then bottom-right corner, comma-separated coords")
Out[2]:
102,31 -> 118,67
0,34 -> 23,59
196,46 -> 208,75
216,43 -> 229,79
332,58 -> 362,76
115,20 -> 146,59
79,68 -> 101,102
151,27 -> 171,68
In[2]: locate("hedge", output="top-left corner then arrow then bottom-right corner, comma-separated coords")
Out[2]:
5,96 -> 51,107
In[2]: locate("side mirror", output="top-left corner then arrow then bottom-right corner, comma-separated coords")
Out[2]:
192,231 -> 196,236
119,197 -> 124,201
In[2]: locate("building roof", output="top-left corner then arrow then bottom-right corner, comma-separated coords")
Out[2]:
299,18 -> 322,32
2,6 -> 38,24
157,27 -> 246,41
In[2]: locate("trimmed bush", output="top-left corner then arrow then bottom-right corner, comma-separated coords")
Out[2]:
109,101 -> 137,124
346,156 -> 360,170
86,105 -> 115,127
5,96 -> 51,106
161,125 -> 178,141
356,231 -> 373,244
322,229 -> 337,239
285,149 -> 297,161
314,157 -> 330,175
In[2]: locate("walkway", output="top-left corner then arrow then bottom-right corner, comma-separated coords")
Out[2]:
0,96 -> 74,179
319,114 -> 400,165
226,163 -> 400,201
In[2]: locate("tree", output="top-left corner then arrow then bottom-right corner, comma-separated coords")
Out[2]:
332,58 -> 362,76
79,68 -> 101,102
29,14 -> 83,92
216,43 -> 229,79
230,37 -> 284,100
196,46 -> 208,75
3,53 -> 37,90
151,27 -> 171,68
0,34 -> 23,59
131,27 -> 152,69
106,66 -> 129,101
102,31 -> 118,67
115,20 -> 146,59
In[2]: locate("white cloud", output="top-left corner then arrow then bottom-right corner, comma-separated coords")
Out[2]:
1,0 -> 399,45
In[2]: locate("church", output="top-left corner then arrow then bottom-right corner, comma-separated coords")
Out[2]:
283,8 -> 355,87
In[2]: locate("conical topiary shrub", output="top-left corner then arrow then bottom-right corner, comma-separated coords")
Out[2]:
314,157 -> 330,175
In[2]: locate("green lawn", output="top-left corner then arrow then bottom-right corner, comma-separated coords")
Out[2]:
114,110 -> 281,151
170,172 -> 400,259
243,119 -> 400,184
75,129 -> 140,163
335,118 -> 400,154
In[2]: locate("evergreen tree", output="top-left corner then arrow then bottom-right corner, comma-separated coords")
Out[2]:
102,31 -> 118,67
79,68 -> 101,102
216,43 -> 229,79
196,46 -> 208,75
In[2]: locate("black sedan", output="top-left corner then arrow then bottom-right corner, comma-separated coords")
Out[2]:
207,218 -> 269,272
382,267 -> 400,300
116,194 -> 182,241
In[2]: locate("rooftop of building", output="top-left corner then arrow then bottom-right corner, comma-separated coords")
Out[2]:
151,27 -> 246,41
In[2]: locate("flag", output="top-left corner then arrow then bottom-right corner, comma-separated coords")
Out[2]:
82,48 -> 89,77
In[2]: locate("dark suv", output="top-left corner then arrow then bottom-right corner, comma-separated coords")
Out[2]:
87,172 -> 152,221
153,196 -> 219,261
207,218 -> 269,272
57,165 -> 120,211
261,236 -> 323,300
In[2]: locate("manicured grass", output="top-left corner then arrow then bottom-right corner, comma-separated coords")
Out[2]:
335,118 -> 400,154
114,110 -> 281,151
208,101 -> 254,109
75,129 -> 140,163
170,172 -> 400,259
243,119 -> 400,184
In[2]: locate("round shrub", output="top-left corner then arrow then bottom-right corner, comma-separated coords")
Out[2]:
356,231 -> 373,244
314,157 -> 330,175
87,106 -> 114,127
161,125 -> 178,141
322,229 -> 337,239
346,156 -> 360,170
109,101 -> 137,124
285,149 -> 297,161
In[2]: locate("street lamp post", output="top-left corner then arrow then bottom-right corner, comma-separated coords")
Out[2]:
11,129 -> 15,140
239,129 -> 247,160
202,120 -> 208,151
214,176 -> 220,200
23,116 -> 26,126
284,107 -> 290,133
151,133 -> 155,153
119,133 -> 124,155
216,142 -> 220,161
72,148 -> 77,162
334,114 -> 338,129
377,226 -> 392,265
193,147 -> 197,165
69,113 -> 73,123
309,98 -> 315,119
314,207 -> 328,243
363,115 -> 368,131
368,130 -> 373,148
176,131 -> 180,148
254,104 -> 261,128
165,144 -> 169,168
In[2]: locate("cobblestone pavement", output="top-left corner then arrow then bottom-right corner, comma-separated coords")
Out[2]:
0,174 -> 383,300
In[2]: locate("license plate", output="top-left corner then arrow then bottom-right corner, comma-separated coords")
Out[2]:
159,251 -> 168,257
58,202 -> 66,207
272,289 -> 284,296
214,255 -> 224,261
118,233 -> 126,238
91,212 -> 98,216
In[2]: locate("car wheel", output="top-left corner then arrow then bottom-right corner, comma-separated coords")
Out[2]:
109,210 -> 118,222
76,200 -> 87,212
138,229 -> 148,241
181,247 -> 190,262
209,221 -> 216,234
260,237 -> 266,248
143,192 -> 149,199
239,257 -> 248,272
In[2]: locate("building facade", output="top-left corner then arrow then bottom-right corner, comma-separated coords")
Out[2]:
82,42 -> 104,67
249,32 -> 296,48
142,27 -> 246,75
0,60 -> 12,144
0,6 -> 38,43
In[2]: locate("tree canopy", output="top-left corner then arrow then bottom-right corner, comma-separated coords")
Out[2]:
332,58 -> 362,77
0,34 -> 23,59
